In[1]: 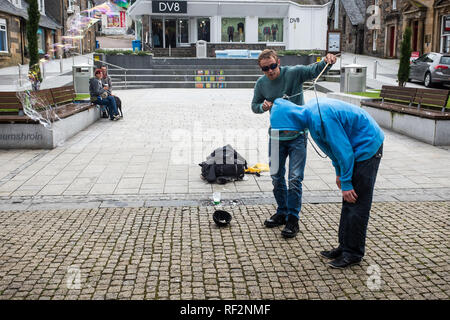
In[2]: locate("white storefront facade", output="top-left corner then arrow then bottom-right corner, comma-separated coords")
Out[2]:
128,0 -> 330,51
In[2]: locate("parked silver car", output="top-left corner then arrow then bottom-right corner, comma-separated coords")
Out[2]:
409,52 -> 450,87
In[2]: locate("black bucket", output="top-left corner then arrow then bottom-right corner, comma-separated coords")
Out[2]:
213,210 -> 232,227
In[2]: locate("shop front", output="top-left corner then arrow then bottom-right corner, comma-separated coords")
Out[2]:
128,0 -> 329,51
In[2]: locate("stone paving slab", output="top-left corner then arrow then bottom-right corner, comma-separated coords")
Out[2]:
0,201 -> 448,300
1,89 -> 449,205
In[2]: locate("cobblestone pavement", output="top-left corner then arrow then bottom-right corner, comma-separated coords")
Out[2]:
0,201 -> 448,300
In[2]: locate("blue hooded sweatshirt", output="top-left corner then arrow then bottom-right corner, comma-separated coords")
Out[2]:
270,97 -> 384,191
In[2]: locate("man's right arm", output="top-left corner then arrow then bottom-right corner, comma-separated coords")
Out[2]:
251,82 -> 265,114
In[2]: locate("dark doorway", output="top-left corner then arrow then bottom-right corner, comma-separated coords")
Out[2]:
389,26 -> 395,57
356,29 -> 364,54
412,20 -> 419,52
165,19 -> 176,48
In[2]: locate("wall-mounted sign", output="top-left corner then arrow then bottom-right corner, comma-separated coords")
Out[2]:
152,1 -> 187,14
327,31 -> 341,53
289,18 -> 300,23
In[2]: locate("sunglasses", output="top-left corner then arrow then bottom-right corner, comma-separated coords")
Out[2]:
261,63 -> 278,72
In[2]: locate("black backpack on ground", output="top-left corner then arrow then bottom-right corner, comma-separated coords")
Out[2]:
199,145 -> 247,184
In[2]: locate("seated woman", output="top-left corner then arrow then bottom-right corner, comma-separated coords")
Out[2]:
89,69 -> 120,121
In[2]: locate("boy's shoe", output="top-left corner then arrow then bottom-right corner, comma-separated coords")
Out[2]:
281,215 -> 299,238
320,248 -> 343,260
264,213 -> 286,228
328,256 -> 361,269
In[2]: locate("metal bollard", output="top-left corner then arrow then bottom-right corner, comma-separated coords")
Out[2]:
353,56 -> 357,64
60,55 -> 63,73
18,64 -> 22,87
374,61 -> 378,79
169,44 -> 171,57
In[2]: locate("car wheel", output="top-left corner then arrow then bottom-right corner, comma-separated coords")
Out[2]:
424,72 -> 433,88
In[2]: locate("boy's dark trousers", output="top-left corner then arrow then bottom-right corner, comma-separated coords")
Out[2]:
338,144 -> 383,260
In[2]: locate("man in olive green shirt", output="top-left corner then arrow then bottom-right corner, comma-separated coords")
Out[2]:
252,49 -> 336,238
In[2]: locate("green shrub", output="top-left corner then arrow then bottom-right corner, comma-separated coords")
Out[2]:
95,49 -> 153,56
277,50 -> 322,56
398,27 -> 412,87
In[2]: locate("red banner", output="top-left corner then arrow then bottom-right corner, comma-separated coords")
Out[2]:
120,11 -> 125,28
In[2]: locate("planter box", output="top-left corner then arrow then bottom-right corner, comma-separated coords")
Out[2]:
327,92 -> 450,146
0,106 -> 100,149
280,55 -> 320,66
105,54 -> 153,69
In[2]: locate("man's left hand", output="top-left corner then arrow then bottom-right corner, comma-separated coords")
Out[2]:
324,53 -> 337,65
342,189 -> 358,203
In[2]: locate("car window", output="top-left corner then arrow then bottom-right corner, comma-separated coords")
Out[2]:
426,54 -> 436,62
415,54 -> 428,62
440,56 -> 450,65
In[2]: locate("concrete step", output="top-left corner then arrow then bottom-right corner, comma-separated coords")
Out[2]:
110,74 -> 260,82
112,81 -> 256,89
323,74 -> 340,82
108,69 -> 262,75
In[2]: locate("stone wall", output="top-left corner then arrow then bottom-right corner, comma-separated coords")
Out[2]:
0,13 -> 24,68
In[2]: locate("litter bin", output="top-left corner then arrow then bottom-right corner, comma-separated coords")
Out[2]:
132,40 -> 142,51
340,64 -> 367,93
196,40 -> 207,58
72,64 -> 95,94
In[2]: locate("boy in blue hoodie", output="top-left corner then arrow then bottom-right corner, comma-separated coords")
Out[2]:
270,97 -> 384,269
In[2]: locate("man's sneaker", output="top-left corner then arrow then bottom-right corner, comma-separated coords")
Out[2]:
320,248 -> 342,260
264,213 -> 287,228
328,256 -> 361,269
281,215 -> 299,238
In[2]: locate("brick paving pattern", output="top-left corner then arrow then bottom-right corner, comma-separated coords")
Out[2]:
0,201 -> 448,300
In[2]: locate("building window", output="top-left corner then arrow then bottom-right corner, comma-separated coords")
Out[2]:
37,28 -> 45,54
392,0 -> 397,10
197,18 -> 210,42
221,18 -> 245,42
258,18 -> 283,42
38,0 -> 45,14
67,0 -> 75,13
107,14 -> 121,28
0,18 -> 8,53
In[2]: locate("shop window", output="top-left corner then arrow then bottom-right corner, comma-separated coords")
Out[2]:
221,18 -> 245,42
107,14 -> 121,28
37,28 -> 45,54
0,18 -> 7,53
258,18 -> 282,42
198,18 -> 210,42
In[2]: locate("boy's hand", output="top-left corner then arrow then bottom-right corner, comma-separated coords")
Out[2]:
342,189 -> 358,203
262,100 -> 273,111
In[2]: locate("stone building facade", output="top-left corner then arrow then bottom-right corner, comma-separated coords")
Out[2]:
330,0 -> 450,58
0,0 -> 62,68
46,0 -> 96,56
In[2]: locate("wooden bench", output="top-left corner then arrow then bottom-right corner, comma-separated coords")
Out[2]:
361,85 -> 450,120
0,85 -> 93,123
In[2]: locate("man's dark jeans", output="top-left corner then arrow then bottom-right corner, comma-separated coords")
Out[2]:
269,133 -> 307,219
338,144 -> 383,260
94,96 -> 118,120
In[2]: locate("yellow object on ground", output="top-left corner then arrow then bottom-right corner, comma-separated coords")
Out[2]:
252,163 -> 270,172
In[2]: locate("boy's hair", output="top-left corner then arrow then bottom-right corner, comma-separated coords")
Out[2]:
257,49 -> 279,65
95,69 -> 102,75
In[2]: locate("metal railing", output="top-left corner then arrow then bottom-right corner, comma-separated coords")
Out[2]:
69,52 -> 129,89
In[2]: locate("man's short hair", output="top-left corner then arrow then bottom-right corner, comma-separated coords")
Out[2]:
95,69 -> 102,75
258,49 -> 279,65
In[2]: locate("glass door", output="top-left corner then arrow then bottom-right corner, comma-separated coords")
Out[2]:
165,19 -> 176,48
177,18 -> 189,46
